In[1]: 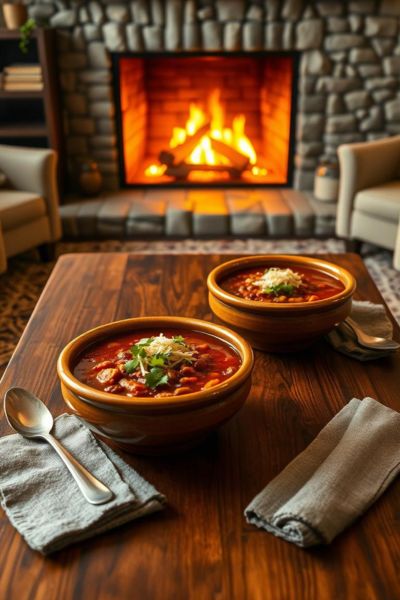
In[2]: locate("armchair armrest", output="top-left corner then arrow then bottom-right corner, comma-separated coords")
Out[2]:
336,135 -> 400,238
0,222 -> 6,274
394,219 -> 400,272
0,144 -> 61,240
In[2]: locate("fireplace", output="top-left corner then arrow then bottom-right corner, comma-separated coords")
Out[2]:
113,53 -> 298,188
20,0 -> 397,196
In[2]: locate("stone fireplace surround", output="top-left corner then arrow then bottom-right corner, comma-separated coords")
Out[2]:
22,0 -> 400,195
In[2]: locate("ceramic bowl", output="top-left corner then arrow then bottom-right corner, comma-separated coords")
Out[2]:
57,316 -> 254,454
207,255 -> 356,352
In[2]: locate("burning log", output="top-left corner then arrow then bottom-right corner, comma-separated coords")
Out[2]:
165,162 -> 242,181
209,138 -> 250,171
157,120 -> 250,181
159,123 -> 210,166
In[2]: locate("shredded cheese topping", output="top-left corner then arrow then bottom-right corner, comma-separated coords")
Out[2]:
254,268 -> 303,291
134,334 -> 195,376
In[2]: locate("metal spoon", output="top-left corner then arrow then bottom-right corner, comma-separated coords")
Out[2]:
4,387 -> 113,505
345,317 -> 400,351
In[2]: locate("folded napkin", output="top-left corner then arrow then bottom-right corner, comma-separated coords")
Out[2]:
327,300 -> 396,361
245,397 -> 400,548
0,414 -> 166,554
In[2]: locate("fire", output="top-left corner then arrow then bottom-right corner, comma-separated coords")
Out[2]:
145,89 -> 267,179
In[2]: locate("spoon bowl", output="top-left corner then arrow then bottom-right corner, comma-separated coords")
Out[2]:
345,318 -> 400,351
5,387 -> 54,437
4,387 -> 113,505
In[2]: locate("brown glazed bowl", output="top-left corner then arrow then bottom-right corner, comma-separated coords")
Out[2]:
57,316 -> 253,455
207,255 -> 356,352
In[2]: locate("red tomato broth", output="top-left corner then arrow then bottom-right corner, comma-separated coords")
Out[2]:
73,328 -> 242,398
220,266 -> 345,303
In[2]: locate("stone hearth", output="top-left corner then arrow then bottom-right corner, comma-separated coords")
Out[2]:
60,188 -> 336,238
22,0 -> 400,192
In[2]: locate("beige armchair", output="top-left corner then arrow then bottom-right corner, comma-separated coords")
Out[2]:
336,135 -> 400,270
0,144 -> 61,274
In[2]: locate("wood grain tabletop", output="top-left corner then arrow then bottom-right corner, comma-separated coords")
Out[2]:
0,253 -> 399,600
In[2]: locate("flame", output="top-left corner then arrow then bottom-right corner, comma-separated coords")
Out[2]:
144,164 -> 166,177
146,88 -> 266,178
186,103 -> 205,136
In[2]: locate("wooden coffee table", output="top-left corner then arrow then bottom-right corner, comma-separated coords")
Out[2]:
0,253 -> 399,600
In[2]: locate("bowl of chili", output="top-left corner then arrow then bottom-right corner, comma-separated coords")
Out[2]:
57,316 -> 253,454
207,255 -> 356,352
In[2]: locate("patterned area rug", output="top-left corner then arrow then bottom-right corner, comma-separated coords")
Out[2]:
1,239 -> 399,378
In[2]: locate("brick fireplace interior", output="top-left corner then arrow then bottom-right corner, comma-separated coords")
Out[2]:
114,53 -> 297,188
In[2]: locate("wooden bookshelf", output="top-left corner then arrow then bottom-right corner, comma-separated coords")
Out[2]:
0,28 -> 64,184
0,124 -> 47,137
0,89 -> 44,98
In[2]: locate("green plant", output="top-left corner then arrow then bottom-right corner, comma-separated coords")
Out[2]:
19,18 -> 36,54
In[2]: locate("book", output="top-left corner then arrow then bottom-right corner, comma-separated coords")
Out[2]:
3,64 -> 42,76
2,81 -> 43,91
3,73 -> 43,82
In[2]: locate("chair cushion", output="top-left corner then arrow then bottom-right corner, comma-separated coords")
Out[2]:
354,181 -> 400,222
0,191 -> 46,231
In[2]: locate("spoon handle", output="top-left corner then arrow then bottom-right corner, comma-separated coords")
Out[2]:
41,432 -> 114,505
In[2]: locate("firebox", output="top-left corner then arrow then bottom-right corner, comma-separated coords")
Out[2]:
113,53 -> 298,188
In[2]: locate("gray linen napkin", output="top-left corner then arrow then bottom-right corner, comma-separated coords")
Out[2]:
0,414 -> 166,554
245,397 -> 400,548
327,300 -> 396,361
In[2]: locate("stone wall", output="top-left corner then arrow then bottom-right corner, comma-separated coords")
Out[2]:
22,0 -> 400,191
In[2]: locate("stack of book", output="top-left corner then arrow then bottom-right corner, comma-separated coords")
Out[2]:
1,64 -> 43,91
